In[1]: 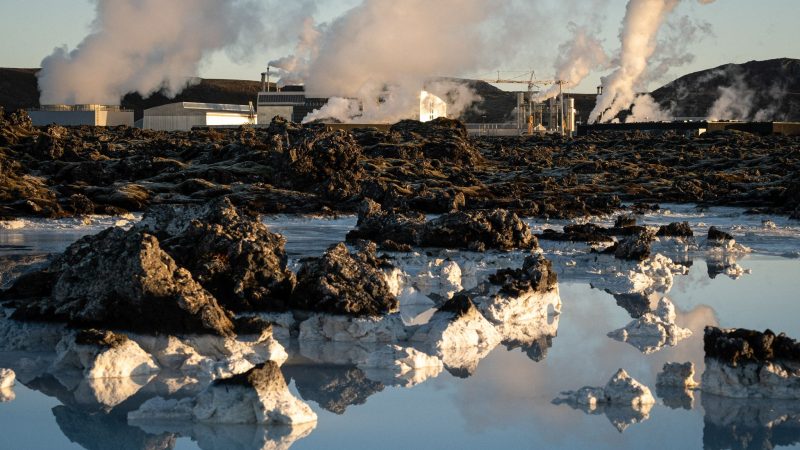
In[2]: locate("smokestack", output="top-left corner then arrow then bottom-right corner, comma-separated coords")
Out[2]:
261,72 -> 267,92
597,85 -> 603,96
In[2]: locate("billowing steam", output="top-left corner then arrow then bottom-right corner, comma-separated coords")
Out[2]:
589,0 -> 716,123
271,0 -> 499,123
38,0 -> 265,105
534,22 -> 609,102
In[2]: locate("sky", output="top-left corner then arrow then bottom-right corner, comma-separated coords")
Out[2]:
0,0 -> 798,94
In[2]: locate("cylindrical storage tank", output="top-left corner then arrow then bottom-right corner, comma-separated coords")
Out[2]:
566,98 -> 576,136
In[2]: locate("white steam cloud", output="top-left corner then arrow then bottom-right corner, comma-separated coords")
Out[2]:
272,0 -> 506,123
589,0 -> 716,123
38,0 -> 265,105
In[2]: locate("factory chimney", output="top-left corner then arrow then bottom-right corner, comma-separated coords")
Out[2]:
261,72 -> 267,92
597,85 -> 603,96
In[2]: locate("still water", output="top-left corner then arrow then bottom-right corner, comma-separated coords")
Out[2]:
1,205 -> 799,449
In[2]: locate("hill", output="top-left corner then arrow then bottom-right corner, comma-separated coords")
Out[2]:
650,58 -> 800,120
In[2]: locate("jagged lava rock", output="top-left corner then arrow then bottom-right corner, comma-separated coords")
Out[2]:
707,226 -> 734,243
345,198 -> 426,248
656,362 -> 699,388
702,326 -> 800,398
657,221 -> 694,237
138,198 -> 296,312
129,361 -> 317,425
614,229 -> 656,261
10,227 -> 235,336
51,329 -> 159,379
291,242 -> 398,316
421,209 -> 537,251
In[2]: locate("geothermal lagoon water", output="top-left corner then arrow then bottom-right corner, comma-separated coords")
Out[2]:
1,205 -> 800,449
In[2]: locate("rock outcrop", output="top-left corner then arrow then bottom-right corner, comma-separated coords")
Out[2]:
138,198 -> 296,312
291,242 -> 398,317
702,326 -> 800,398
9,227 -> 235,336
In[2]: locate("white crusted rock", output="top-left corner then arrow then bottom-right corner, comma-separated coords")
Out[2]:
129,362 -> 317,425
656,362 -> 699,388
414,259 -> 463,300
298,313 -> 408,342
473,287 -> 561,325
51,330 -> 159,379
410,295 -> 501,373
130,331 -> 287,380
590,253 -> 687,298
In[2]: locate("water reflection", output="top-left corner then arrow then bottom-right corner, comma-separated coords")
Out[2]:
282,364 -> 384,415
702,394 -> 800,450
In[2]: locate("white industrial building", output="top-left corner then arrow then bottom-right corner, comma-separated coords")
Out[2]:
143,102 -> 255,131
418,91 -> 447,122
28,104 -> 134,127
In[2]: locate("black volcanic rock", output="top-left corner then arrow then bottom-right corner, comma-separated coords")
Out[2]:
138,198 -> 295,312
488,253 -> 558,296
657,221 -> 694,237
291,242 -> 398,317
421,209 -> 537,251
9,227 -> 235,336
704,326 -> 800,366
614,229 -> 656,261
707,226 -> 734,242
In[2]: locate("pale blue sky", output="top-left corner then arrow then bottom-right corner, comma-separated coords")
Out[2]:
0,0 -> 797,93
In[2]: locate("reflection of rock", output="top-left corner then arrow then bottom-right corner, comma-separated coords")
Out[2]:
133,421 -> 316,450
52,330 -> 159,379
129,362 -> 317,425
0,368 -> 14,402
656,362 -> 698,410
0,367 -> 14,387
0,316 -> 66,351
607,298 -> 692,354
657,362 -> 699,388
702,394 -> 800,450
298,313 -> 408,342
704,227 -> 751,279
703,327 -> 800,399
283,364 -> 384,414
74,375 -> 156,409
554,369 -> 655,432
413,259 -> 463,301
591,254 -> 687,300
410,295 -> 501,375
358,344 -> 442,374
499,313 -> 559,362
612,292 -> 660,319
53,404 -> 178,450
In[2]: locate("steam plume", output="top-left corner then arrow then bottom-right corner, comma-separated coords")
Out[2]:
272,0 -> 501,123
589,0 -> 716,123
38,0 -> 264,105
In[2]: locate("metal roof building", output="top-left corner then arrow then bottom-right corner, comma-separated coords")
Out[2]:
28,104 -> 134,127
143,102 -> 255,131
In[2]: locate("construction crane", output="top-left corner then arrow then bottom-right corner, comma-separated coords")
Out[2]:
479,71 -> 572,135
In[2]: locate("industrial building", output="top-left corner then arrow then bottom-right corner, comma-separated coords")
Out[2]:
28,104 -> 134,127
142,102 -> 255,131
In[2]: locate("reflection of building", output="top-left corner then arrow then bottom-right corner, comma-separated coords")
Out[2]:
28,104 -> 134,127
142,102 -> 255,131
